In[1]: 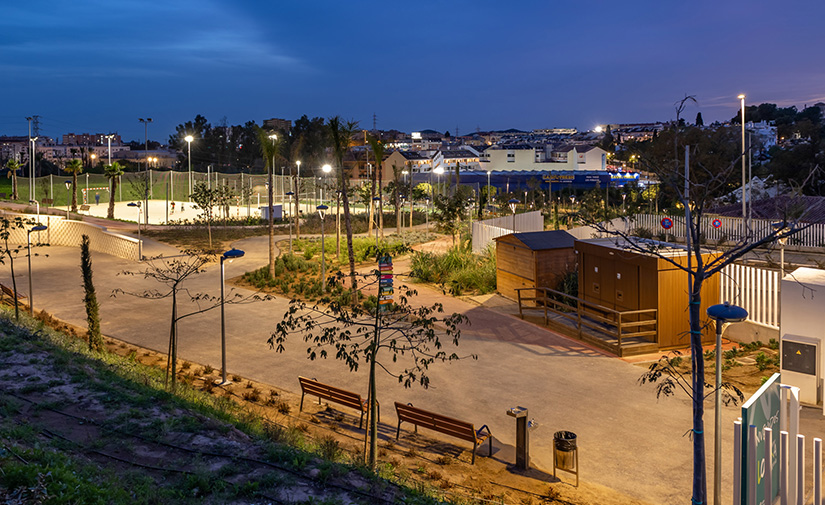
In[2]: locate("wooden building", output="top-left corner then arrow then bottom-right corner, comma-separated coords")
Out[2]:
575,238 -> 720,349
495,231 -> 577,301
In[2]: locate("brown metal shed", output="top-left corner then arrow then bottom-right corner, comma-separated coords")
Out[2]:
575,238 -> 720,349
495,231 -> 577,301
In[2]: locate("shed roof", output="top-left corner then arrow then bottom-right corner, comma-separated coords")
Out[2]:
495,230 -> 576,250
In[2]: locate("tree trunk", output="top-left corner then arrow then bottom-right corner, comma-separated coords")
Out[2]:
689,276 -> 707,505
395,170 -> 401,236
368,163 -> 375,236
368,310 -> 380,468
268,166 -> 275,279
71,173 -> 78,212
340,167 -> 357,296
107,178 -> 117,219
11,173 -> 18,200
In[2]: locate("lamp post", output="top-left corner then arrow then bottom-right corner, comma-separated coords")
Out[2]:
29,136 -> 38,201
105,134 -> 114,166
372,196 -> 381,247
285,191 -> 294,254
64,180 -> 71,218
322,164 -> 332,205
185,135 -> 194,200
127,202 -> 142,260
27,225 -> 48,316
28,199 -> 39,224
316,205 -> 329,291
622,193 -> 627,213
295,160 -> 301,239
434,166 -> 444,196
402,169 -> 409,227
509,198 -> 519,232
219,248 -> 245,385
706,301 -> 748,505
486,169 -> 492,216
139,118 -> 152,170
738,94 -> 746,234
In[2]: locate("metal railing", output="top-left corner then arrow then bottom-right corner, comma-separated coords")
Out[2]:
515,286 -> 657,353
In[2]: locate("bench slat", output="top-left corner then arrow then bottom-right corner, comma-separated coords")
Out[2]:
395,403 -> 482,444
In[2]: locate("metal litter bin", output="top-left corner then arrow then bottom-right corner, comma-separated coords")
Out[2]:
553,431 -> 579,486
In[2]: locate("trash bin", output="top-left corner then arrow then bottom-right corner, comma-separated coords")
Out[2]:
554,431 -> 577,470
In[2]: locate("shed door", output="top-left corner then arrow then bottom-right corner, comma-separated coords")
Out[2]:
614,262 -> 640,313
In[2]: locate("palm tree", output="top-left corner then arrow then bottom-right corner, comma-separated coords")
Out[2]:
257,127 -> 282,280
328,116 -> 358,293
64,159 -> 83,212
367,135 -> 385,238
104,162 -> 124,219
5,159 -> 20,200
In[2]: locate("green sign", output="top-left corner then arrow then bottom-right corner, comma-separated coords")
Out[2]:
740,372 -> 781,505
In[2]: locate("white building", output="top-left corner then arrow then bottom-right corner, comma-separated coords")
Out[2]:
479,144 -> 607,172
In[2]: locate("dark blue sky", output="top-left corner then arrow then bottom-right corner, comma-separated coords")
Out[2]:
1,1 -> 822,143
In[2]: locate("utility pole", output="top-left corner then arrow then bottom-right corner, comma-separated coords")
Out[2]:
139,118 -> 153,170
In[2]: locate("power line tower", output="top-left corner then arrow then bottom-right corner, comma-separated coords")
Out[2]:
372,113 -> 377,132
32,115 -> 41,136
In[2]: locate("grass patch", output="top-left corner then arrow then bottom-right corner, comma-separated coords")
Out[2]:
410,245 -> 496,295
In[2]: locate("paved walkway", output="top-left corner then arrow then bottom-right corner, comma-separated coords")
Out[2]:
4,224 -> 800,505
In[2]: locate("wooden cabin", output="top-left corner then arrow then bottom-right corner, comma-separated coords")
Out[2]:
575,238 -> 720,349
495,231 -> 577,301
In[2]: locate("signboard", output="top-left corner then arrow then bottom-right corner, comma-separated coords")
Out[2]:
712,219 -> 722,228
378,254 -> 393,313
740,372 -> 781,505
660,217 -> 673,229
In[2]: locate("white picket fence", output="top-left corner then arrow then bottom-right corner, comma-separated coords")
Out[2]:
632,213 -> 825,248
471,211 -> 544,253
719,263 -> 781,329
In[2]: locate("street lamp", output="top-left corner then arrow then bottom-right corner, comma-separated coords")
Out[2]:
28,199 -> 39,224
285,191 -> 294,254
486,169 -> 492,215
322,164 -> 332,205
402,169 -> 409,227
434,166 -> 444,196
29,136 -> 38,201
219,248 -> 245,385
372,196 -> 381,246
27,225 -> 48,316
509,198 -> 519,231
127,202 -> 142,260
316,205 -> 329,291
105,134 -> 114,166
139,118 -> 153,170
738,94 -> 747,233
295,160 -> 301,238
184,135 -> 194,199
64,180 -> 72,218
706,301 -> 748,505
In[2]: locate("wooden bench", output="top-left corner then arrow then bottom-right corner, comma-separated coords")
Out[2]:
394,402 -> 492,464
0,284 -> 26,305
79,204 -> 90,212
41,198 -> 54,206
298,376 -> 378,429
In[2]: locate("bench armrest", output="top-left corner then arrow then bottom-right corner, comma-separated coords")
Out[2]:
476,424 -> 492,438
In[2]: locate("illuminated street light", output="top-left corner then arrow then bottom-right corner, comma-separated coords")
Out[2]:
219,248 -> 245,385
27,224 -> 48,316
185,134 -> 194,199
316,205 -> 329,291
64,180 -> 72,218
509,198 -> 519,231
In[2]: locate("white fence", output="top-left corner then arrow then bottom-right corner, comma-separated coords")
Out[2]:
719,263 -> 781,329
5,213 -> 140,261
632,213 -> 825,248
471,211 -> 544,253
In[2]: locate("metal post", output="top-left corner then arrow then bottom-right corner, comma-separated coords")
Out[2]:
220,256 -> 228,385
781,430 -> 789,505
815,438 -> 822,505
765,427 -> 773,504
734,420 -> 742,505
27,231 -> 33,316
714,318 -> 722,505
797,435 -> 804,505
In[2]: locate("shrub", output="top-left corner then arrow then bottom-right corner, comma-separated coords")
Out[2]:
409,245 -> 496,295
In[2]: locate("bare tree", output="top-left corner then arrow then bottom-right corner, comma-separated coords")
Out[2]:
269,269 -> 472,469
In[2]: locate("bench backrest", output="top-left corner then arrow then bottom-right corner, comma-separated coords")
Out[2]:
80,205 -> 90,211
394,402 -> 476,443
0,284 -> 23,299
298,376 -> 364,411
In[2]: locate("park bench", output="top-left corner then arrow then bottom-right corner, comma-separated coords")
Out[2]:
79,204 -> 90,212
0,283 -> 26,306
298,376 -> 378,429
41,198 -> 53,206
394,402 -> 492,464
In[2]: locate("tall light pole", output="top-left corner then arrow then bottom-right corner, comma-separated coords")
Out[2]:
706,301 -> 747,505
295,160 -> 301,239
738,94 -> 746,233
139,118 -> 153,170
285,191 -> 294,254
105,134 -> 114,166
27,225 -> 48,316
486,169 -> 492,216
322,164 -> 332,205
29,136 -> 38,201
372,196 -> 381,247
184,135 -> 194,199
219,248 -> 245,385
317,205 -> 328,291
268,134 -> 277,215
127,202 -> 142,260
402,169 -> 409,227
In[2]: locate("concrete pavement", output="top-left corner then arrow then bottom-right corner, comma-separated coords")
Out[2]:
9,230 -> 756,505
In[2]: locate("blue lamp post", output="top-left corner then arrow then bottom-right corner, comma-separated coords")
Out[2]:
285,191 -> 295,254
707,301 -> 748,505
219,248 -> 245,385
508,198 -> 520,232
316,205 -> 329,291
127,202 -> 142,260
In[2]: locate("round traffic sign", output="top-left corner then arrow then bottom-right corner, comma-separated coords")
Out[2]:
712,219 -> 722,228
661,217 -> 673,230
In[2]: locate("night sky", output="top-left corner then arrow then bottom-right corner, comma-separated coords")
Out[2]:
1,1 -> 823,142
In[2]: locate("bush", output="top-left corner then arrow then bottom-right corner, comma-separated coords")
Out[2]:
410,245 -> 496,295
